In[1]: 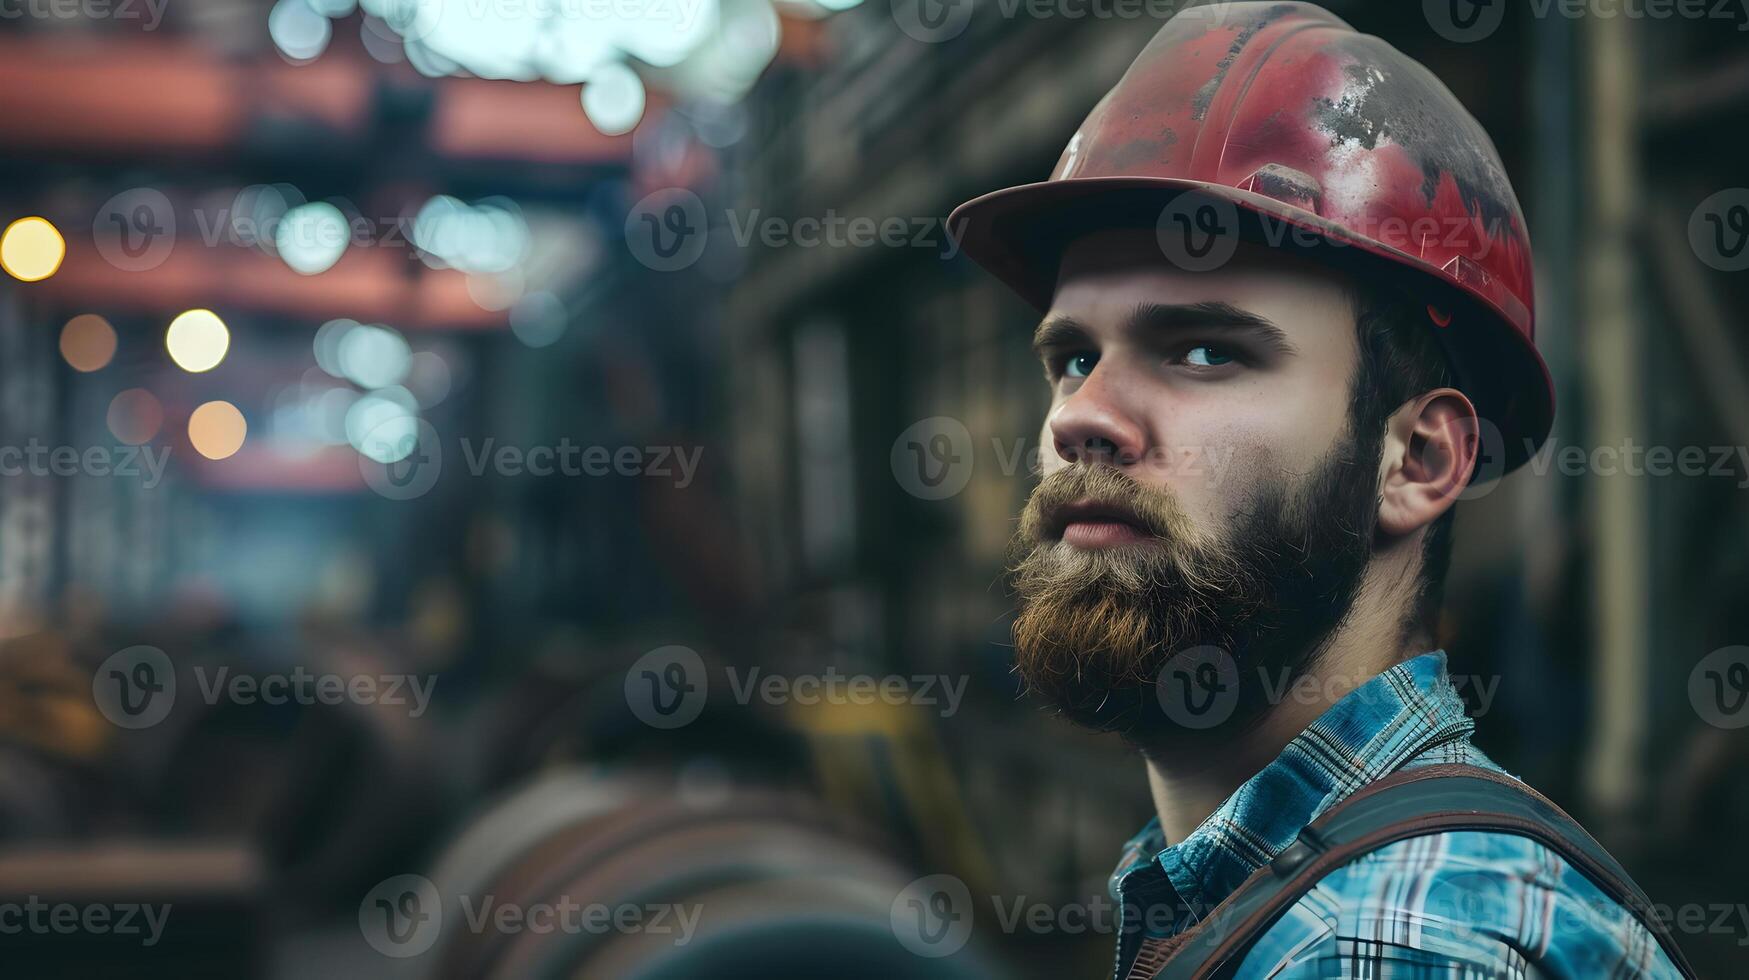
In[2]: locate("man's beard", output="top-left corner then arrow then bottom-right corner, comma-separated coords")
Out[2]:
1007,425 -> 1383,746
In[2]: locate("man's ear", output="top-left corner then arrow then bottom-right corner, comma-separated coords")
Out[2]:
1377,388 -> 1478,537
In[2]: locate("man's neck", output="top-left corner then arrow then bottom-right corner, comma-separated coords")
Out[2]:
1142,552 -> 1429,845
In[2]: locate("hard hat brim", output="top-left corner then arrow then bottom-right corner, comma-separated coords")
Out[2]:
948,176 -> 1555,478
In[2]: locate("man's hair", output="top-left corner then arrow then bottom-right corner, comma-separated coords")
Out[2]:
1347,280 -> 1459,645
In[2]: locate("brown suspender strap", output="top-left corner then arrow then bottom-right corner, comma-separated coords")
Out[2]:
1146,763 -> 1697,979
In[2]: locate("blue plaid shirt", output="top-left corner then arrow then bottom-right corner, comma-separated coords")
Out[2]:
1109,651 -> 1682,978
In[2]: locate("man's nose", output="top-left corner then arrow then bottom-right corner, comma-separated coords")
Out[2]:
1048,368 -> 1147,467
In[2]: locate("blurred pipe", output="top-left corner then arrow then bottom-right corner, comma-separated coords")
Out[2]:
1640,51 -> 1749,132
1522,0 -> 1580,620
1578,11 -> 1648,829
1646,201 -> 1749,451
0,38 -> 250,154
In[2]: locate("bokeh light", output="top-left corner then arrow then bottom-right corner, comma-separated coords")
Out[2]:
313,317 -> 359,376
405,350 -> 453,407
1,216 -> 66,282
270,0 -> 333,62
337,323 -> 411,388
276,202 -> 350,274
233,184 -> 306,251
166,309 -> 231,373
188,401 -> 248,460
60,314 -> 117,372
345,388 -> 419,463
582,62 -> 646,135
107,389 -> 164,445
311,385 -> 359,444
411,196 -> 527,273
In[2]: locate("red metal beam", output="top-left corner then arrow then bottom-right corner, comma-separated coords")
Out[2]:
0,34 -> 635,166
30,234 -> 506,331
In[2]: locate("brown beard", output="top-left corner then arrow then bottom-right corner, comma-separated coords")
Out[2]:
1007,429 -> 1382,746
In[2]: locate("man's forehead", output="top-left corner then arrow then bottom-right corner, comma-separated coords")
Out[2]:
1051,231 -> 1356,318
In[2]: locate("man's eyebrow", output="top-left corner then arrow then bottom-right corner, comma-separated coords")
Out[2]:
1127,301 -> 1296,353
1031,316 -> 1090,356
1031,302 -> 1296,357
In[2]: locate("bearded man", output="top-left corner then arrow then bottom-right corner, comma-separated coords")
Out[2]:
950,4 -> 1694,977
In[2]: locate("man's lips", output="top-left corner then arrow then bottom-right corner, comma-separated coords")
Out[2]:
1051,499 -> 1153,548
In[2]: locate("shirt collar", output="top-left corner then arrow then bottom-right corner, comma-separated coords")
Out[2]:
1109,650 -> 1477,915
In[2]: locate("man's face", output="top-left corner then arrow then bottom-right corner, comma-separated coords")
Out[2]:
1009,228 -> 1388,742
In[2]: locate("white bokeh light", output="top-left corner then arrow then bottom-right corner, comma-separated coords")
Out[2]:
337,323 -> 412,389
276,202 -> 350,274
581,62 -> 646,135
345,388 -> 420,463
270,0 -> 333,62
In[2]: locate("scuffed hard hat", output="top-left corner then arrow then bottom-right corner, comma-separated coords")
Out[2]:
950,1 -> 1554,475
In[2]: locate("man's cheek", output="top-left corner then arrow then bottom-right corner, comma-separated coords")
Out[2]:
1037,423 -> 1064,476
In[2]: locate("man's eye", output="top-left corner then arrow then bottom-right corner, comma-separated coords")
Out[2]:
1063,353 -> 1098,379
1184,345 -> 1235,367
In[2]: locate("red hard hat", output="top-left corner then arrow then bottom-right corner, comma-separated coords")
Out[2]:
950,1 -> 1553,475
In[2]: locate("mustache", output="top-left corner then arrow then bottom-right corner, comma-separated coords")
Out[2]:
1016,464 -> 1196,547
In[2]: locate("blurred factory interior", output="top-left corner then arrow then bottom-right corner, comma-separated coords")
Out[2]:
1,0 -> 1747,976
